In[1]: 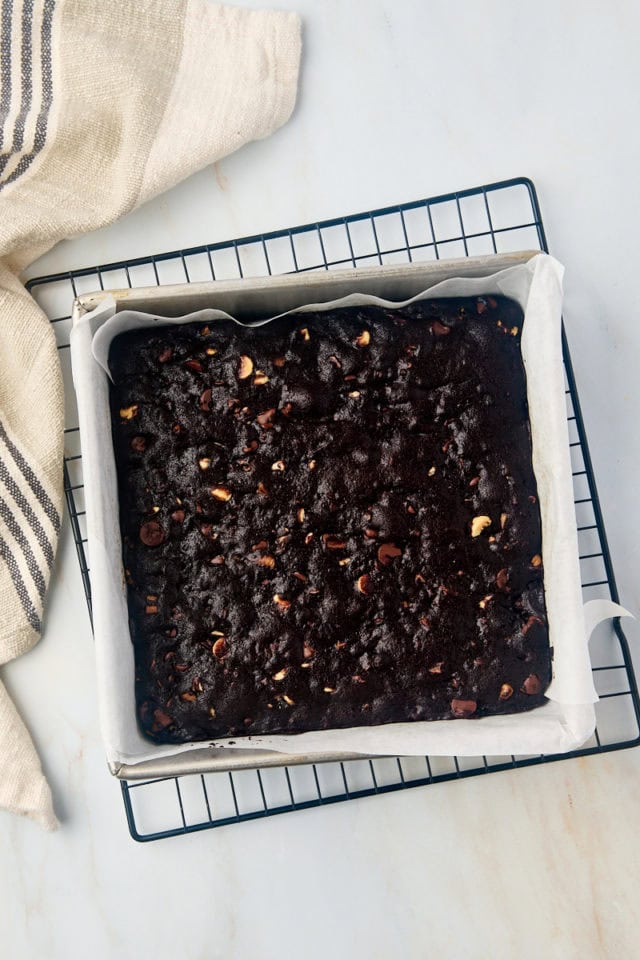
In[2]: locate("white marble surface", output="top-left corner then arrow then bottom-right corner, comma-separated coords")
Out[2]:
3,1 -> 640,957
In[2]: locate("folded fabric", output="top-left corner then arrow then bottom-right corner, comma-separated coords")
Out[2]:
0,0 -> 301,829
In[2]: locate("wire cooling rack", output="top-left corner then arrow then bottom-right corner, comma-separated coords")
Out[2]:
27,176 -> 640,842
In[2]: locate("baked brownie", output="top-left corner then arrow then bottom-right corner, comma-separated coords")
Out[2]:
109,295 -> 551,743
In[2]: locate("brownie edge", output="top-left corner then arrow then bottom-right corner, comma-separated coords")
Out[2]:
109,295 -> 551,743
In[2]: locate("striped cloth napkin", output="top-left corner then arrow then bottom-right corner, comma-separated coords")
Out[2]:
0,0 -> 300,829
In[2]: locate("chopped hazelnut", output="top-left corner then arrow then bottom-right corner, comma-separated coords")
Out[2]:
238,355 -> 254,379
471,515 -> 491,538
211,486 -> 231,501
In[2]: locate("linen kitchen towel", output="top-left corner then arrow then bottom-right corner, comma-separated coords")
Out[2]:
0,0 -> 301,829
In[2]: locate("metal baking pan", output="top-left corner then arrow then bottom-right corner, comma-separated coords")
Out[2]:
72,250 -> 546,780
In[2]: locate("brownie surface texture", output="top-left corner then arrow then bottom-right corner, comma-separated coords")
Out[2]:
109,295 -> 551,743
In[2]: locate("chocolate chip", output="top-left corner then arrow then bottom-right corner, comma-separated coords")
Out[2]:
200,388 -> 212,412
356,574 -> 372,595
158,347 -> 173,363
185,359 -> 203,372
256,408 -> 276,429
322,535 -> 347,550
450,698 -> 477,718
130,435 -> 146,453
432,320 -> 450,336
139,520 -> 165,547
522,674 -> 542,695
171,509 -> 185,524
153,708 -> 173,728
377,542 -> 402,565
495,568 -> 510,592
212,638 -> 228,660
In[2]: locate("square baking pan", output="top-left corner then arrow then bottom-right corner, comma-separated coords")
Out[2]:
70,251 -> 592,780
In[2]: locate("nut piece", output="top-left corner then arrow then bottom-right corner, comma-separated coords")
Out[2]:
377,542 -> 402,565
530,554 -> 542,567
273,356 -> 286,368
471,515 -> 491,538
119,404 -> 139,420
208,706 -> 217,718
171,509 -> 185,523
199,388 -> 212,412
251,540 -> 269,551
297,508 -> 305,523
355,330 -> 371,347
450,698 -> 477,718
198,457 -> 211,470
206,347 -> 217,356
130,435 -> 146,452
158,346 -> 173,363
495,568 -> 510,592
299,327 -> 310,341
478,594 -> 493,610
323,686 -> 336,694
211,486 -> 231,502
338,558 -> 352,566
271,460 -> 286,472
257,482 -> 269,497
272,668 -> 288,681
282,695 -> 295,706
145,604 -> 158,615
499,683 -> 514,701
256,555 -> 275,569
185,359 -> 203,372
212,637 -> 228,660
180,692 -> 197,703
238,355 -> 254,379
209,555 -> 225,566
522,673 -> 542,695
308,459 -> 317,471
500,512 -> 508,529
348,391 -> 361,399
139,521 -> 165,547
428,466 -> 436,477
303,643 -> 315,659
273,594 -> 291,609
253,371 -> 269,385
428,662 -> 443,674
356,574 -> 372,595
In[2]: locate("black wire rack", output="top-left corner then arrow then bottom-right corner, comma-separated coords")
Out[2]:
28,176 -> 640,842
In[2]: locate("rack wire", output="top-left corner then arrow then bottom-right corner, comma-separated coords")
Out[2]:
28,176 -> 640,842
